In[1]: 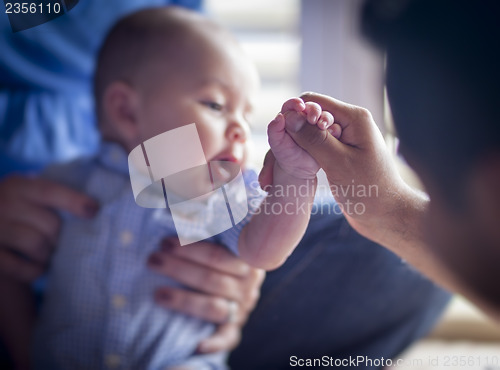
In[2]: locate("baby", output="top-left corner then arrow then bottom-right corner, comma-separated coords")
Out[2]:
27,7 -> 338,370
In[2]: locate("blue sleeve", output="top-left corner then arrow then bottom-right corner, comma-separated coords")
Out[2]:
0,0 -> 203,174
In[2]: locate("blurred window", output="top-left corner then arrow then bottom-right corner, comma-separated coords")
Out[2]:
206,0 -> 301,165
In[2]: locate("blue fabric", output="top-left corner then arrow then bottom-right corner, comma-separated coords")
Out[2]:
0,0 -> 202,178
229,202 -> 451,369
32,142 -> 260,369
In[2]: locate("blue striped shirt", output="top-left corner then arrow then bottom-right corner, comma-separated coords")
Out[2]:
32,142 -> 264,370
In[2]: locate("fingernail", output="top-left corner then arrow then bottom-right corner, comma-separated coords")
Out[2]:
84,201 -> 99,218
286,116 -> 305,133
147,252 -> 163,267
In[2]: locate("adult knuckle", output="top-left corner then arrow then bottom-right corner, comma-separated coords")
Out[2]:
300,91 -> 315,101
234,262 -> 251,277
206,245 -> 226,265
206,273 -> 230,293
203,298 -> 225,321
250,268 -> 266,282
164,289 -> 185,310
356,107 -> 373,121
162,258 -> 180,275
247,287 -> 261,308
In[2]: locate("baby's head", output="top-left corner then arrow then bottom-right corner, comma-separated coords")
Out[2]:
94,7 -> 259,170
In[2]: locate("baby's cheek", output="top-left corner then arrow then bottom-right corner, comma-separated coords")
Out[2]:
240,144 -> 251,170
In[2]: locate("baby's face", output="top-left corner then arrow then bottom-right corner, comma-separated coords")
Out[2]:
134,39 -> 259,177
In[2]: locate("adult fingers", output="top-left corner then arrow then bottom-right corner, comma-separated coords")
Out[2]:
0,222 -> 52,264
159,238 -> 252,277
300,91 -> 382,148
0,249 -> 45,282
149,251 -> 247,303
154,286 -> 246,325
149,240 -> 265,310
11,176 -> 99,218
285,115 -> 346,177
197,323 -> 242,354
0,197 -> 60,245
300,92 -> 360,128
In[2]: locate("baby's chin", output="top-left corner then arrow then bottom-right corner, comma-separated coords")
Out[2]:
208,160 -> 243,186
162,160 -> 243,202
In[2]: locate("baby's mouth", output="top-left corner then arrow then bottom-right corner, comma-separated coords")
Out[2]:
208,156 -> 242,187
212,154 -> 239,164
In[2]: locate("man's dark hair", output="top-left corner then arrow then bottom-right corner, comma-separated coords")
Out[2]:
361,0 -> 500,204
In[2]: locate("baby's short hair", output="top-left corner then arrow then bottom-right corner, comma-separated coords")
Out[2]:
93,6 -> 224,124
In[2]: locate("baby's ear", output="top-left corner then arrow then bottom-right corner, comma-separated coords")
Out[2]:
102,81 -> 140,146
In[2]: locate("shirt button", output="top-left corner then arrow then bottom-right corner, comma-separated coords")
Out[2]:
120,230 -> 133,246
105,354 -> 121,369
112,295 -> 127,309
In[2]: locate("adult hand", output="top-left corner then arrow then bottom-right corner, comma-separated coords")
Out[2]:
0,175 -> 99,281
147,238 -> 265,354
261,92 -> 425,248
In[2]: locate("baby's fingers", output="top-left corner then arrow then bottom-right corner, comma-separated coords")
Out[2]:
281,97 -> 305,114
303,102 -> 322,124
317,111 -> 334,131
267,113 -> 285,135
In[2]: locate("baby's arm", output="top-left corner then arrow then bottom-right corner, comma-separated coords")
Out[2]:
239,98 -> 340,270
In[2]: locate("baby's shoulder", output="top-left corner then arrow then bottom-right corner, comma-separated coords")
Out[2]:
42,156 -> 97,193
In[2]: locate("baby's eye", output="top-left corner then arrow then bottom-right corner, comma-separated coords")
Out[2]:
201,101 -> 224,112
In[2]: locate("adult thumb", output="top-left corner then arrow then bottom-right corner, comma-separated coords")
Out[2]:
286,120 -> 345,176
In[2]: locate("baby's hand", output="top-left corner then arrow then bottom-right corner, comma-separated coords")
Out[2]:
267,98 -> 341,179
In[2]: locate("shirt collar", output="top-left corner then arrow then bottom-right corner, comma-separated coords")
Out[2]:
97,141 -> 130,176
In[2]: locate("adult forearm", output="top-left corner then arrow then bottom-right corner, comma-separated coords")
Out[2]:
353,182 -> 500,319
355,184 -> 452,286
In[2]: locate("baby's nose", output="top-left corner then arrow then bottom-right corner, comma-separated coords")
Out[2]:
226,122 -> 248,143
